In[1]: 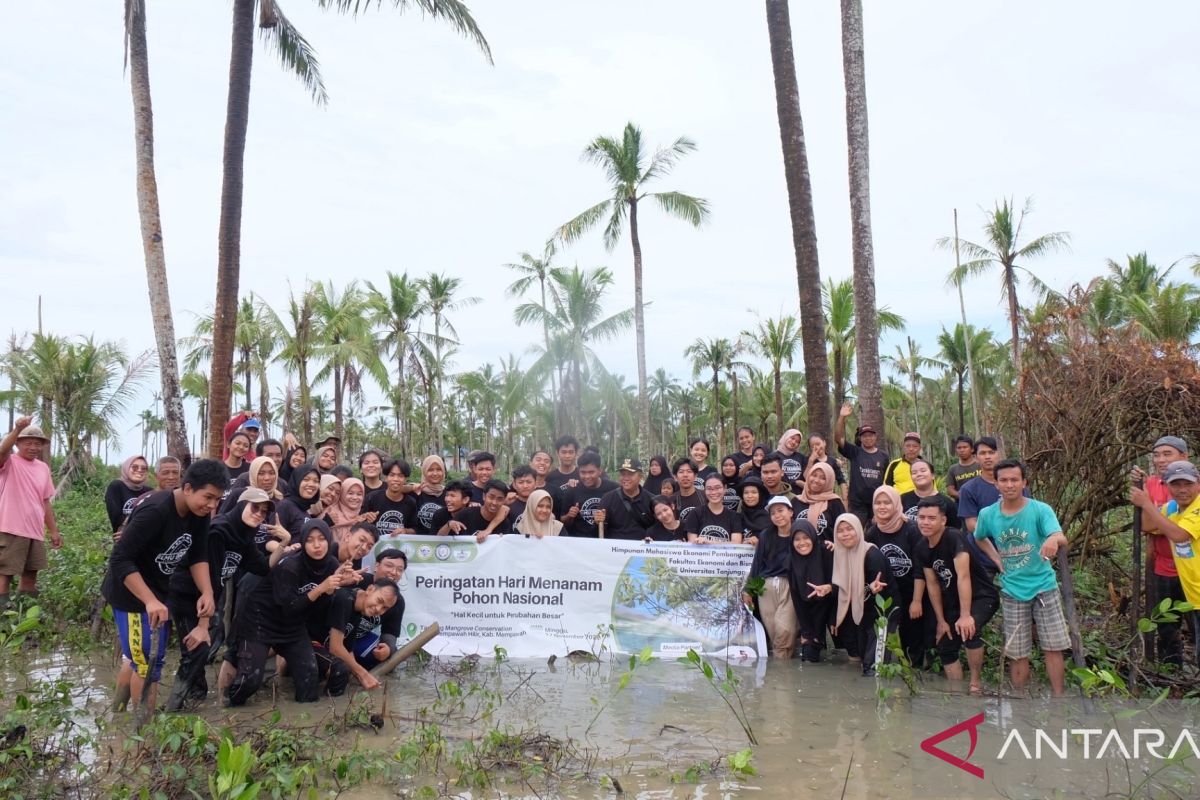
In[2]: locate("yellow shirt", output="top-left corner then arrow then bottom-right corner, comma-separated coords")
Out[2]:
885,459 -> 915,496
1165,496 -> 1200,606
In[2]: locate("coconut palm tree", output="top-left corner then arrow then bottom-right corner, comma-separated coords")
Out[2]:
504,241 -> 563,430
180,370 -> 211,446
741,316 -> 800,442
838,0 -> 884,436
1126,284 -> 1200,343
420,272 -> 479,454
935,324 -> 998,435
262,285 -> 319,442
822,278 -> 904,411
557,122 -> 710,457
515,266 -> 634,437
367,272 -> 431,456
648,367 -> 680,455
123,0 -> 190,465
938,197 -> 1070,376
763,0 -> 831,436
312,280 -> 387,445
207,0 -> 491,458
684,338 -> 735,453
883,336 -> 933,440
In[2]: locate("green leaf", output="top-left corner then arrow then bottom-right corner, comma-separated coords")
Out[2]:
701,662 -> 714,680
1138,618 -> 1157,633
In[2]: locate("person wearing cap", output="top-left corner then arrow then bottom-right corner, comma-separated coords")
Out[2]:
972,459 -> 1070,696
0,416 -> 61,610
1132,436 -> 1190,665
945,436 -> 981,500
165,487 -> 290,711
220,410 -> 261,459
883,432 -> 923,496
594,459 -> 655,540
1131,458 -> 1200,663
835,402 -> 890,526
742,496 -> 800,658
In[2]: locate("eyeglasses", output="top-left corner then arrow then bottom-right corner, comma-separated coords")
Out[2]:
249,504 -> 270,515
130,465 -> 149,472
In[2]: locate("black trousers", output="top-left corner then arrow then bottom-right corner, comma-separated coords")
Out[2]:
165,610 -> 224,711
1155,574 -> 1193,667
313,642 -> 352,696
226,636 -> 319,706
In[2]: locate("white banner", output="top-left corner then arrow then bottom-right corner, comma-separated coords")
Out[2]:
370,535 -> 767,660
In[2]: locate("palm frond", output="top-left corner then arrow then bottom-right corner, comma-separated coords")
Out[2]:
640,136 -> 697,184
648,191 -> 710,227
316,0 -> 492,63
260,2 -> 329,105
556,199 -> 612,245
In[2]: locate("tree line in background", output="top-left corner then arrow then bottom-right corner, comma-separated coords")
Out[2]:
6,241 -> 1199,489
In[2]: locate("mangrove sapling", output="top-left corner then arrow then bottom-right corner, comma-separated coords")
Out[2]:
873,595 -> 919,697
680,649 -> 758,746
584,646 -> 654,736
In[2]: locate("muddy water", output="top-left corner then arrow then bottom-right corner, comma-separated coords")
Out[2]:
10,650 -> 1199,799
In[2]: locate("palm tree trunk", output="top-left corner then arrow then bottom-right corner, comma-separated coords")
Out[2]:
127,0 -> 191,466
208,0 -> 255,458
953,210 -> 982,436
298,357 -> 312,443
712,370 -> 721,446
765,0 -> 831,436
397,353 -> 406,455
773,366 -> 784,440
840,0 -> 883,437
258,366 -> 269,436
333,363 -> 344,444
433,315 -> 445,455
242,350 -> 252,410
956,372 -> 965,434
1005,264 -> 1022,376
628,199 -> 652,459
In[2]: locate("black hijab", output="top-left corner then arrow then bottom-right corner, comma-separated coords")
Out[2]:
788,519 -> 828,599
280,445 -> 308,482
738,476 -> 770,532
287,464 -> 319,502
299,518 -> 335,574
643,455 -> 670,495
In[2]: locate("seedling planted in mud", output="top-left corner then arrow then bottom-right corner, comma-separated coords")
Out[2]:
679,649 -> 758,746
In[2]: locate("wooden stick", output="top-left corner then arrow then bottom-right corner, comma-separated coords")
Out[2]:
1056,548 -> 1093,710
370,621 -> 441,678
597,519 -> 606,539
1130,475 -> 1144,689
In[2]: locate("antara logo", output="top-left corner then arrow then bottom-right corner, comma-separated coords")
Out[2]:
920,712 -> 986,779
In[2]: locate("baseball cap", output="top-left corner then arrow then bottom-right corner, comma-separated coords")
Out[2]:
1163,461 -> 1199,484
857,424 -> 877,435
904,432 -> 921,444
1154,436 -> 1189,455
240,487 -> 275,510
618,457 -> 643,473
241,418 -> 262,430
766,495 -> 793,510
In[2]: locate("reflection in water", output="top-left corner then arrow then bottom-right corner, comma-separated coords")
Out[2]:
6,650 -> 1198,798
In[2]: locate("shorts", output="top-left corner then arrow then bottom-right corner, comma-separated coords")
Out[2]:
0,532 -> 47,576
932,593 -> 999,662
1000,588 -> 1070,660
114,608 -> 170,681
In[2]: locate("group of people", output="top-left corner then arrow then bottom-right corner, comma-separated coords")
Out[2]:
2,402 -> 1197,707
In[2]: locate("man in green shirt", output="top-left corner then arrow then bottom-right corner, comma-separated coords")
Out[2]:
972,459 -> 1070,696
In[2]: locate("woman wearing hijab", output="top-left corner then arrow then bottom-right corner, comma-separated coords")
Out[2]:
795,462 -> 847,540
280,445 -> 307,482
317,474 -> 342,522
737,476 -> 771,534
328,477 -> 368,542
278,464 -> 322,537
720,457 -> 741,510
105,455 -> 153,533
789,520 -> 834,662
866,485 -> 926,667
643,455 -> 670,495
411,455 -> 449,535
776,428 -> 806,490
803,433 -> 847,502
166,489 -> 289,710
227,519 -> 355,706
312,444 -> 339,475
514,489 -> 563,538
743,496 -> 800,658
831,513 -> 898,676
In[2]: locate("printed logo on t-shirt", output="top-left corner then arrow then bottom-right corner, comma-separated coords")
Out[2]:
932,558 -> 952,589
580,497 -> 602,525
122,497 -> 138,516
798,508 -> 828,535
220,551 -> 243,581
680,505 -> 697,523
417,502 -> 440,530
254,524 -> 271,546
904,505 -> 919,522
1174,541 -> 1195,560
782,458 -> 803,482
297,582 -> 318,595
723,488 -> 739,510
513,512 -> 525,529
345,613 -> 381,641
878,542 -> 912,578
377,510 -> 405,536
154,534 -> 192,575
699,525 -> 731,542
996,527 -> 1035,572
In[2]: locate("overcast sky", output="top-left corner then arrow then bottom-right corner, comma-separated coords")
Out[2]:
3,1 -> 1198,456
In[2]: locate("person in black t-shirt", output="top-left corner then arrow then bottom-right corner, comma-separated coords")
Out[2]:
357,449 -> 386,497
689,438 -> 718,487
944,435 -> 981,501
366,459 -> 416,538
560,453 -> 616,537
901,459 -> 960,528
547,435 -> 581,491
102,459 -> 229,712
223,431 -> 253,481
685,475 -> 746,544
507,465 -> 537,529
354,548 -> 407,668
727,426 -> 757,478
594,458 -> 654,540
866,485 -> 925,667
449,480 -> 512,542
913,497 -> 999,694
719,457 -> 741,510
646,496 -> 688,542
737,477 -> 771,534
105,455 -> 153,533
834,402 -> 890,525
315,580 -> 400,695
671,458 -> 706,526
466,451 -> 497,504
